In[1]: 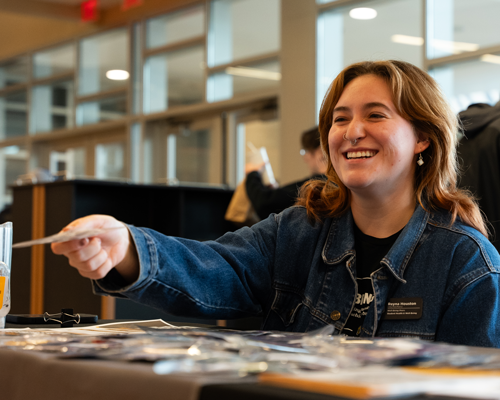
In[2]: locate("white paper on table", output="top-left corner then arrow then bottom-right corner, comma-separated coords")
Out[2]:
1,319 -> 179,336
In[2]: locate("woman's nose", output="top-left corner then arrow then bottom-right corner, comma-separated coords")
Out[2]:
345,118 -> 365,143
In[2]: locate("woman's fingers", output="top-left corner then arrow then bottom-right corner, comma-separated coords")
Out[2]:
77,253 -> 115,280
63,238 -> 113,279
51,238 -> 89,255
66,237 -> 102,266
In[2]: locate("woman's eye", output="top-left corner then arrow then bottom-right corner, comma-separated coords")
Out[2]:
334,117 -> 347,123
370,113 -> 385,119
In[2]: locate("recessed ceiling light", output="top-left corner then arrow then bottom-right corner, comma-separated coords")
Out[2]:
481,54 -> 500,65
432,39 -> 479,53
225,66 -> 281,81
349,8 -> 377,20
391,34 -> 424,46
106,69 -> 130,80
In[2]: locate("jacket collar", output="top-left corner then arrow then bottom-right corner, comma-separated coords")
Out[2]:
322,204 -> 429,282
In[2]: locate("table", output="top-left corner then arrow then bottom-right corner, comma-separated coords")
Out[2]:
0,346 -> 452,400
1,321 -> 498,400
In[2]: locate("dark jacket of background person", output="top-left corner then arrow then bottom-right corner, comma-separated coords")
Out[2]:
458,102 -> 500,252
245,126 -> 327,220
245,172 -> 325,220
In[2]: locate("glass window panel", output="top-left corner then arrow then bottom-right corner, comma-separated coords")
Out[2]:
76,95 -> 127,126
95,142 -> 125,180
0,57 -> 28,89
143,120 -> 222,185
143,122 -> 167,184
428,0 -> 500,59
0,146 -> 27,209
146,5 -> 205,49
0,91 -> 27,139
33,44 -> 75,79
31,80 -> 74,134
49,148 -> 86,178
130,123 -> 141,182
208,0 -> 280,67
317,0 -> 422,116
429,56 -> 500,115
143,46 -> 204,113
175,125 -> 221,184
79,29 -> 129,96
207,59 -> 280,102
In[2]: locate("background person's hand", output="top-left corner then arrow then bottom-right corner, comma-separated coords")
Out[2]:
51,215 -> 139,282
245,160 -> 266,175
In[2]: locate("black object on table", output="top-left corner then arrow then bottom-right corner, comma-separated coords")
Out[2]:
6,310 -> 98,326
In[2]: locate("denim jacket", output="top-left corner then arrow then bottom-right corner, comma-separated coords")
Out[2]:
94,204 -> 500,347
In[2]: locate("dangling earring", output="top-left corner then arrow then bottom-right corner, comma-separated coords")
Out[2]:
417,153 -> 424,166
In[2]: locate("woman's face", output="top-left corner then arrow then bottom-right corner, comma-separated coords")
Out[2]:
328,74 -> 429,200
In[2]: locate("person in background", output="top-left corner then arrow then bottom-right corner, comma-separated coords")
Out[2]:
457,102 -> 500,253
51,60 -> 500,347
244,126 -> 327,220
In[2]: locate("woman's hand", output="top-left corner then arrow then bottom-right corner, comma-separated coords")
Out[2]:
51,215 -> 139,283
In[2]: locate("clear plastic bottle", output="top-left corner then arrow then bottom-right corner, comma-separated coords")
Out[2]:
0,222 -> 13,329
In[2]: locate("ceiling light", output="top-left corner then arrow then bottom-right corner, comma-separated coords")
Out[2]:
106,69 -> 130,80
432,39 -> 479,54
349,8 -> 377,20
391,34 -> 424,46
481,54 -> 500,65
391,35 -> 479,54
225,66 -> 281,81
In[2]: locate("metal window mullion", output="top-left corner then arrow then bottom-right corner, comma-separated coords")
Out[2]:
75,37 -> 81,127
207,51 -> 281,74
166,132 -> 177,182
126,23 -> 133,118
317,0 -> 370,12
423,0 -> 430,71
203,0 -> 209,106
27,50 -> 34,137
31,72 -> 74,87
76,87 -> 128,104
426,43 -> 500,69
143,36 -> 206,59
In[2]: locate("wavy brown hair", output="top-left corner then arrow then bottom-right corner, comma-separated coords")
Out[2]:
296,60 -> 488,237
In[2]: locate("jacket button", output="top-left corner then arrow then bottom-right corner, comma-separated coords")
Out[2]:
330,310 -> 341,321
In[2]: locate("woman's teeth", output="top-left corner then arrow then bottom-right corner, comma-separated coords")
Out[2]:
347,151 -> 376,159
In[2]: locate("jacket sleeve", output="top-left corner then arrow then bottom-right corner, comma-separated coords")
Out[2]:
245,171 -> 305,219
436,271 -> 500,348
92,214 -> 280,319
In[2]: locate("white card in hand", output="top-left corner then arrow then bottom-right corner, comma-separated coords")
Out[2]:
12,226 -> 124,248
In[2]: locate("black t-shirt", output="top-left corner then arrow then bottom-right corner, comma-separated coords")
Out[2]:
342,225 -> 402,337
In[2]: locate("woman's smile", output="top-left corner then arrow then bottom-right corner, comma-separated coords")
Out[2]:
345,149 -> 378,160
